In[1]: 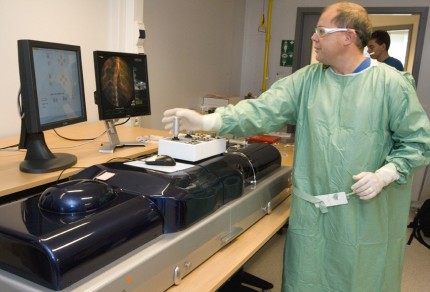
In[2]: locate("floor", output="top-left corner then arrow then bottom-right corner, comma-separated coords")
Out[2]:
242,209 -> 430,292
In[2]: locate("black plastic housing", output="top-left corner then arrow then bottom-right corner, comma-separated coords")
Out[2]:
0,143 -> 281,290
0,190 -> 162,290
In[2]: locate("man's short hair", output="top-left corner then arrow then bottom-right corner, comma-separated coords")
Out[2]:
370,30 -> 391,51
324,2 -> 372,50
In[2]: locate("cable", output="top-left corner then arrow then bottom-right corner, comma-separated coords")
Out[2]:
258,0 -> 267,33
0,144 -> 19,150
105,157 -> 135,163
53,128 -> 103,142
56,155 -> 137,181
113,117 -> 131,126
52,117 -> 131,142
51,133 -> 106,150
56,166 -> 86,182
230,151 -> 257,188
17,87 -> 24,119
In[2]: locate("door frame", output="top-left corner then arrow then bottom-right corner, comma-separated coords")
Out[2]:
292,7 -> 428,84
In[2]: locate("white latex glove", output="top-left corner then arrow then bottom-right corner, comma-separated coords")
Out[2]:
351,163 -> 400,200
162,108 -> 222,132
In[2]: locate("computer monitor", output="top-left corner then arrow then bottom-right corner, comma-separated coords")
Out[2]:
17,40 -> 87,173
93,51 -> 151,153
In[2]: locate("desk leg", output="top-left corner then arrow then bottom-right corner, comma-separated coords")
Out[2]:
218,267 -> 274,291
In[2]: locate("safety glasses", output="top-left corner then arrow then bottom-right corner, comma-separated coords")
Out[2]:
314,27 -> 354,38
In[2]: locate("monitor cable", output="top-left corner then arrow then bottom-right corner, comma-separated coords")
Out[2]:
1,89 -> 25,150
52,117 -> 131,142
17,87 -> 24,119
229,151 -> 257,189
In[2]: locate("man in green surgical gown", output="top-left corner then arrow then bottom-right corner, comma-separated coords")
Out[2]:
162,2 -> 430,291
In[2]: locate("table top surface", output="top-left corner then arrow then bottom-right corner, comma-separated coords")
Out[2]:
0,122 -> 166,197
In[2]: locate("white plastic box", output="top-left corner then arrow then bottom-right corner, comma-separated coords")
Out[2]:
158,135 -> 227,162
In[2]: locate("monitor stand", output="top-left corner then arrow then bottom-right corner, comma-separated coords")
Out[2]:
19,132 -> 77,173
99,120 -> 145,153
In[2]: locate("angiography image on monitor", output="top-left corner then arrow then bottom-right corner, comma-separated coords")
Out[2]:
93,51 -> 151,153
100,56 -> 135,110
17,39 -> 87,173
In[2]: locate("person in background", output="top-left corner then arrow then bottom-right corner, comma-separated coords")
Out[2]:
367,30 -> 405,71
162,2 -> 430,291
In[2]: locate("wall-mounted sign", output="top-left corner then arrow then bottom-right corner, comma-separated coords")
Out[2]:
280,40 -> 294,67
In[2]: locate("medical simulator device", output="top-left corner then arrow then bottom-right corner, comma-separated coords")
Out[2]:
0,141 -> 291,291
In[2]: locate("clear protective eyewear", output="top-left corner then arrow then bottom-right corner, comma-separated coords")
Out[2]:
314,27 -> 354,38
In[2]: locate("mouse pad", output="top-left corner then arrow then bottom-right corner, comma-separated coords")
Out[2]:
125,159 -> 194,173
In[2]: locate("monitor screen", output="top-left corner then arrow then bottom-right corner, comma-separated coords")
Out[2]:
93,51 -> 151,120
33,48 -> 85,128
18,39 -> 87,173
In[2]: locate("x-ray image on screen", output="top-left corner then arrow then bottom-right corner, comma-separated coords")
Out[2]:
94,51 -> 151,120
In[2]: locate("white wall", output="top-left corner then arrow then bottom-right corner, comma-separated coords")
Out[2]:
141,0 -> 246,130
0,0 -> 245,138
0,0 -> 117,139
241,0 -> 430,115
1,0 -> 429,137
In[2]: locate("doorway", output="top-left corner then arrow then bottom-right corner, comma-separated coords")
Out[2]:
292,7 -> 428,84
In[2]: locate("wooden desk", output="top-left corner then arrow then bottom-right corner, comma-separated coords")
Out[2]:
0,122 -> 166,197
273,141 -> 295,167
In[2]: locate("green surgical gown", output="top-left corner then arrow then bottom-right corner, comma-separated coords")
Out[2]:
215,62 -> 430,292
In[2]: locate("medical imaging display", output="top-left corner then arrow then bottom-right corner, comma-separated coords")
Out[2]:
94,51 -> 151,120
17,39 -> 86,173
33,47 -> 84,126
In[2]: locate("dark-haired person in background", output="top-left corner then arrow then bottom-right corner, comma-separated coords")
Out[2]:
367,30 -> 404,71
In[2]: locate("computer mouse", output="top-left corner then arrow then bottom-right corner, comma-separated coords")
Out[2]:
145,154 -> 176,166
38,179 -> 117,214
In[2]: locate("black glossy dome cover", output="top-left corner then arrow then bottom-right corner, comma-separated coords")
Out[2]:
38,179 -> 117,214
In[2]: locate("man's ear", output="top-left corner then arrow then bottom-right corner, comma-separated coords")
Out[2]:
344,30 -> 356,46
